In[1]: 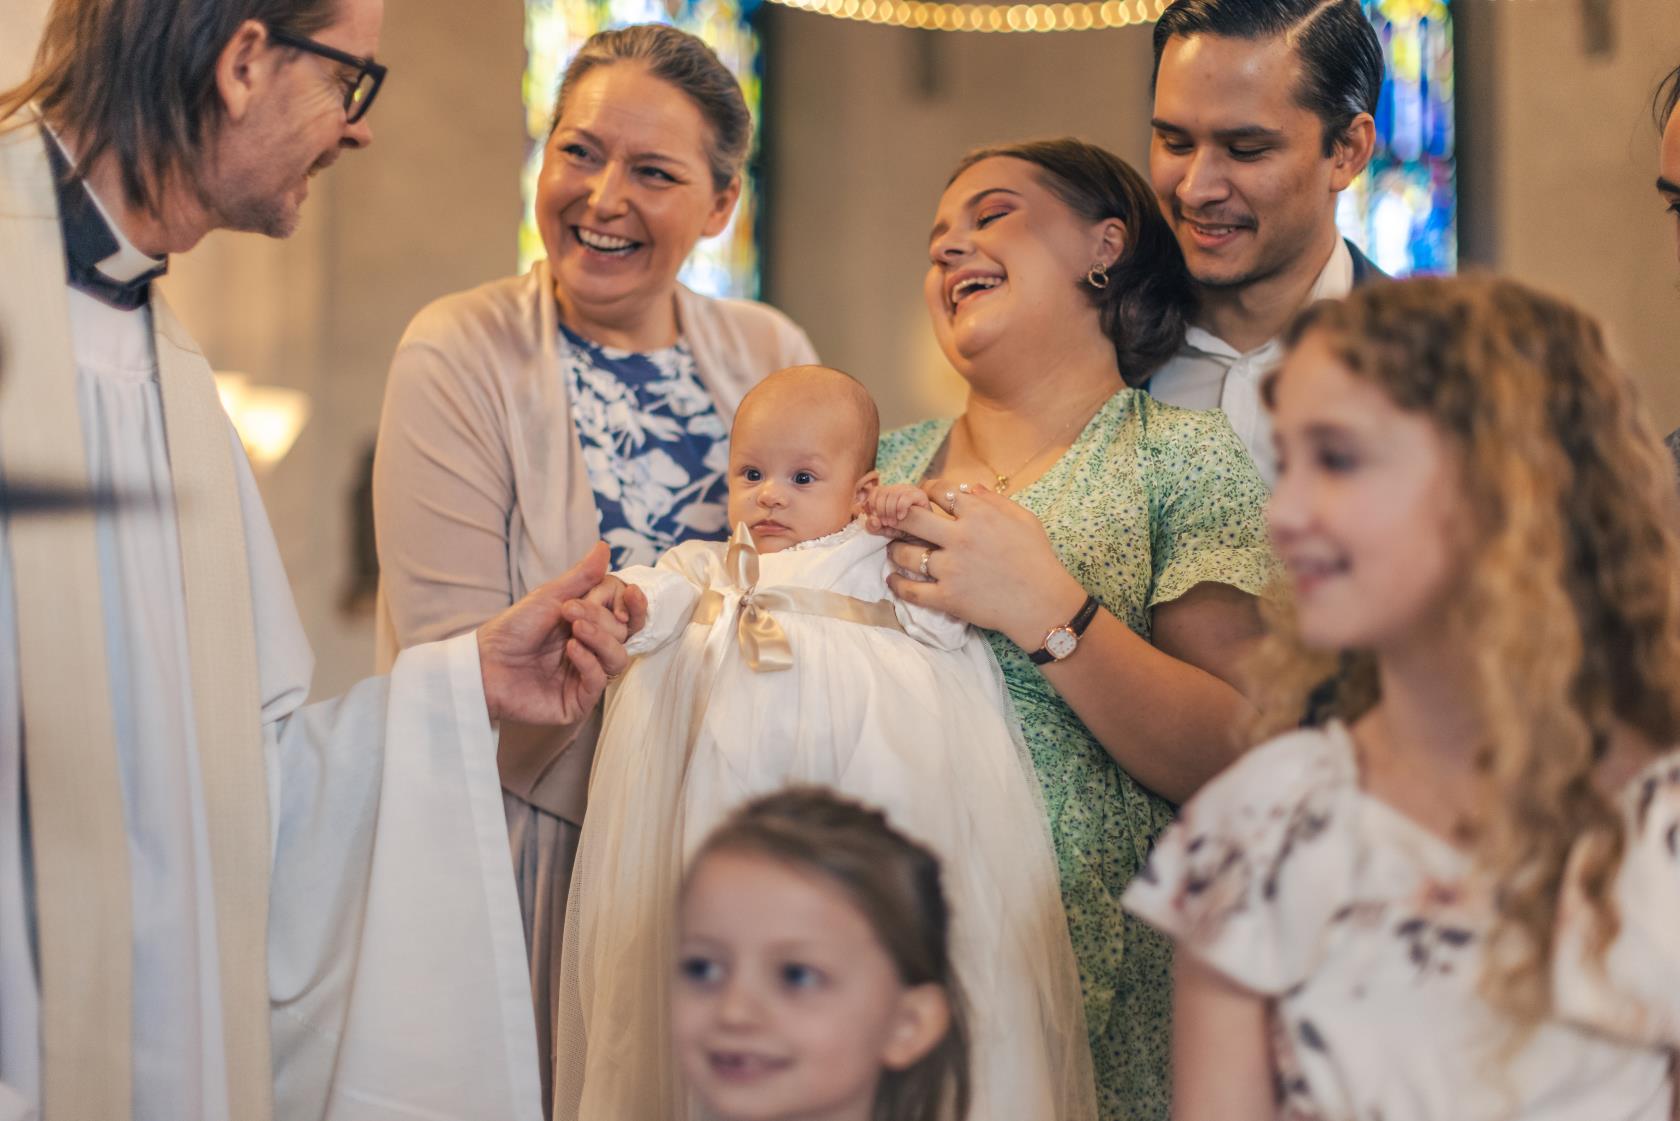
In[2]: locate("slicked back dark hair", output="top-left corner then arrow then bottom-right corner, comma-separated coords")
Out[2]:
948,137 -> 1194,383
1152,0 -> 1384,156
0,0 -> 339,213
1655,64 -> 1680,130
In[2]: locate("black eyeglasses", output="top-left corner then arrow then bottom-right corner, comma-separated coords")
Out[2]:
267,27 -> 387,124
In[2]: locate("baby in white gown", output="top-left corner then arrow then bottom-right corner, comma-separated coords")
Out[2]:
552,366 -> 1095,1121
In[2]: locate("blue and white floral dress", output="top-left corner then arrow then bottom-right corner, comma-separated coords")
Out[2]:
561,322 -> 730,569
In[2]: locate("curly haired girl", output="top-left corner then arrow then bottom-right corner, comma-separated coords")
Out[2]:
1125,275 -> 1680,1121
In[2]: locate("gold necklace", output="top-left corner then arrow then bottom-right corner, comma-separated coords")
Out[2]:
959,390 -> 1112,495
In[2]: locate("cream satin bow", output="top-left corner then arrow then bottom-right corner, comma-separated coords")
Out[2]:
691,523 -> 903,672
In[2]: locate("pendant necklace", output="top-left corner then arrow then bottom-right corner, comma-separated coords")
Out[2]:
960,389 -> 1113,496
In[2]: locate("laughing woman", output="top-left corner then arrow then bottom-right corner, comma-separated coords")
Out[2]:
875,138 -> 1274,1121
371,24 -> 814,1111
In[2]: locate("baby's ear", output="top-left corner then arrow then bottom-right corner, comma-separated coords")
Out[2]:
853,470 -> 881,510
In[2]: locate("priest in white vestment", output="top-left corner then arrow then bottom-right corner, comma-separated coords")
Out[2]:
0,2 -> 641,1119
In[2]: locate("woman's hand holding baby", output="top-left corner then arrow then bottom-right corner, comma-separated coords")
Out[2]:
884,481 -> 1087,652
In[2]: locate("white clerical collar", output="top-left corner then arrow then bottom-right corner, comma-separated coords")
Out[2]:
1184,237 -> 1355,361
43,123 -> 166,285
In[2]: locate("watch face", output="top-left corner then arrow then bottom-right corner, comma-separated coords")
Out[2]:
1045,627 -> 1078,660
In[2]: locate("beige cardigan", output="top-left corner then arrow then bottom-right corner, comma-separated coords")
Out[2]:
372,261 -> 817,823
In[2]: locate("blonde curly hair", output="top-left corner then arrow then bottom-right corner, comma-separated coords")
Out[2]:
1253,275 -> 1680,1028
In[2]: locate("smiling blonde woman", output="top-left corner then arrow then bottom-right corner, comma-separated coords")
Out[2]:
371,24 -> 815,1113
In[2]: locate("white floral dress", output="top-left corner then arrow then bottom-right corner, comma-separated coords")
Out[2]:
1123,722 -> 1680,1121
561,322 -> 730,568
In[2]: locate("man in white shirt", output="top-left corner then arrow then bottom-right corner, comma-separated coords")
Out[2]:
1146,0 -> 1386,483
0,2 -> 641,1119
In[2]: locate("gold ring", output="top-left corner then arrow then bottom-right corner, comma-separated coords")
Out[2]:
919,548 -> 933,578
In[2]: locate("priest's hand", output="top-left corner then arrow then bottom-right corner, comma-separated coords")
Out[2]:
476,542 -> 647,726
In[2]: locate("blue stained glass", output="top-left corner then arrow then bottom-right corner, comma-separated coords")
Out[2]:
1339,0 -> 1458,277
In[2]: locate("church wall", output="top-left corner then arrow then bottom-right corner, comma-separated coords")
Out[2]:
760,8 -> 1157,430
1470,0 -> 1680,430
0,0 -> 52,89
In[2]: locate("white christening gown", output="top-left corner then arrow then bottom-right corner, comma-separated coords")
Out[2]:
553,520 -> 1096,1121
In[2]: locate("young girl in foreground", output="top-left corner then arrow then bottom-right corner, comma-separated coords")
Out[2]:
1124,276 -> 1680,1121
554,365 -> 1094,1121
673,788 -> 969,1121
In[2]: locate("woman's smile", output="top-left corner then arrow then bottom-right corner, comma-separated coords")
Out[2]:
945,267 -> 1007,316
572,224 -> 643,257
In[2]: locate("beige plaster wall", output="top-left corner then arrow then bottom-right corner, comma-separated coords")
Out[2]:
0,0 -> 52,88
762,10 -> 1157,429
1471,0 -> 1680,432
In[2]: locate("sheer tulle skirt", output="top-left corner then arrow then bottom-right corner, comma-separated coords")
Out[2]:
504,792 -> 581,1119
553,619 -> 1098,1121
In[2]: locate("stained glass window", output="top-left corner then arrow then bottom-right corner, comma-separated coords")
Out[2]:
520,0 -> 762,298
1337,0 -> 1456,276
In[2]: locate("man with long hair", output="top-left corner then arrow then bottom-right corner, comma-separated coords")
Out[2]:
0,3 -> 639,1119
1144,0 -> 1386,484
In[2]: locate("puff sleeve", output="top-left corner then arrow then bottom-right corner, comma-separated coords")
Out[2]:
889,585 -> 970,652
618,541 -> 719,657
1122,727 -> 1361,995
1142,402 -> 1277,611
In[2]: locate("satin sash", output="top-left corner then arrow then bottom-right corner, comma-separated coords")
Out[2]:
689,525 -> 903,672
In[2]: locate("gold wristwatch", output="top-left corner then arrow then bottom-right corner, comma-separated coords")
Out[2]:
1028,595 -> 1100,665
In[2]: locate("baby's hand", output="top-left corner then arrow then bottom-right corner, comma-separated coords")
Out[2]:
581,574 -> 646,636
868,484 -> 931,532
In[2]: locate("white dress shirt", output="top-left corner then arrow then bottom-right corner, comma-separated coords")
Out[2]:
1149,238 -> 1354,486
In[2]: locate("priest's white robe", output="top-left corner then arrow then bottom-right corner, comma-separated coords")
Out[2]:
0,127 -> 543,1121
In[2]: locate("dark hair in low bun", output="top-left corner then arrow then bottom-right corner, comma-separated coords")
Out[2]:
949,137 -> 1194,384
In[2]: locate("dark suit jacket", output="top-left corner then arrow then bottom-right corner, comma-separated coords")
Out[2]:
1346,238 -> 1390,288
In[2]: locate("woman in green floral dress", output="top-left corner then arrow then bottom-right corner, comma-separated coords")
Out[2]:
873,139 -> 1274,1121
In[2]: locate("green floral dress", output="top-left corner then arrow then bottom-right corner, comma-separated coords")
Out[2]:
877,388 -> 1274,1121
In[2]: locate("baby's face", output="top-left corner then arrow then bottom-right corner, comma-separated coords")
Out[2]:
727,401 -> 869,553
